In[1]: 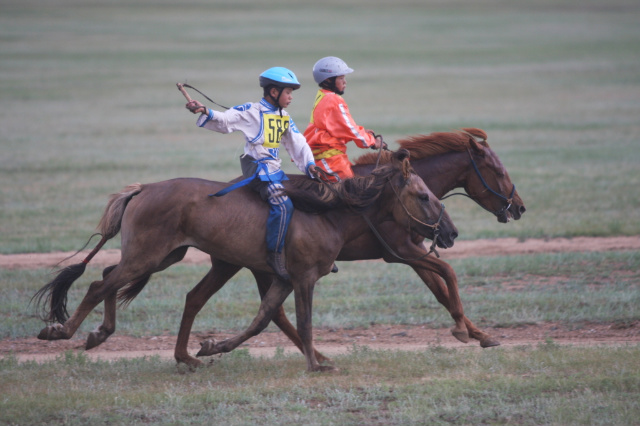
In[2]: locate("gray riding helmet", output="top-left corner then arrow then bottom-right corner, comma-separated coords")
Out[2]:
312,57 -> 354,84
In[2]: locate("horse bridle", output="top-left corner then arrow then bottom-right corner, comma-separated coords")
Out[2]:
363,177 -> 446,260
440,148 -> 515,219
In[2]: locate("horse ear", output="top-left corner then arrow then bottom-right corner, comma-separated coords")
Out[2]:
391,149 -> 412,182
392,148 -> 411,163
462,129 -> 487,156
468,137 -> 486,156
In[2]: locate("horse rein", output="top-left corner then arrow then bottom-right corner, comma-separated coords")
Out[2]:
370,132 -> 389,169
440,148 -> 515,218
314,147 -> 444,261
313,167 -> 342,183
362,176 -> 445,260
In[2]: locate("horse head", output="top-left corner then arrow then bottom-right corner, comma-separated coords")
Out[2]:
461,130 -> 526,223
384,149 -> 458,248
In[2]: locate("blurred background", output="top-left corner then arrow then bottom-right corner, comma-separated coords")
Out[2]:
2,0 -> 639,253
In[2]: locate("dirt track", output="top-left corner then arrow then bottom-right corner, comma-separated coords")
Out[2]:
3,236 -> 640,270
3,236 -> 639,363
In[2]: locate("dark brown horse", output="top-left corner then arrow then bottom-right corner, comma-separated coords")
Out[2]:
34,149 -> 457,372
172,128 -> 525,367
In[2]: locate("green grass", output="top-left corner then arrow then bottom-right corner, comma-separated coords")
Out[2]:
1,343 -> 639,425
4,251 -> 638,340
1,0 -> 640,253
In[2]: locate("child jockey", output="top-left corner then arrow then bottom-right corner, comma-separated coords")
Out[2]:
185,67 -> 317,282
304,56 -> 383,181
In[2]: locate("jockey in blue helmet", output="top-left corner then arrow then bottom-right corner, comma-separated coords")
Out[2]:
185,67 -> 317,281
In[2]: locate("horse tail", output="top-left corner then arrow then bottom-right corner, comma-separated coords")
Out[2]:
31,183 -> 143,324
117,274 -> 151,307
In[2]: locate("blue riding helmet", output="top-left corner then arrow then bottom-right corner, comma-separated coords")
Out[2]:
259,67 -> 301,90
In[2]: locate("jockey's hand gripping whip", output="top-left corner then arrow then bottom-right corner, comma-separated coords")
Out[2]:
176,82 -> 230,112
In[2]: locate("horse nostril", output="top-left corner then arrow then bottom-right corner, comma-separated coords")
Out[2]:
451,231 -> 458,240
519,205 -> 526,214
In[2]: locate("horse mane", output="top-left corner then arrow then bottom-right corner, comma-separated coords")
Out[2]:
354,128 -> 488,165
285,162 -> 400,214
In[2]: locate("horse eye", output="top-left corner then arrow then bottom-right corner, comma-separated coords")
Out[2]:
419,194 -> 430,202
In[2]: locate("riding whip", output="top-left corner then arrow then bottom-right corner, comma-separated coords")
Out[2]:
176,82 -> 230,110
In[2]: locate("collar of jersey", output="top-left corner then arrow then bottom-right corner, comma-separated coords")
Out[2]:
320,88 -> 341,98
260,98 -> 278,112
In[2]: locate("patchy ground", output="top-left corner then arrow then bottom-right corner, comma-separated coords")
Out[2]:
2,236 -> 639,363
3,236 -> 640,270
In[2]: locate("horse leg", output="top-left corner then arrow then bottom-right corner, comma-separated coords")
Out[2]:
86,291 -> 117,350
252,270 -> 332,364
84,247 -> 189,350
197,277 -> 293,357
175,260 -> 242,367
414,257 -> 468,343
85,265 -> 118,350
293,278 -> 336,372
413,268 -> 500,348
37,274 -> 127,341
38,245 -> 179,342
381,242 -> 469,343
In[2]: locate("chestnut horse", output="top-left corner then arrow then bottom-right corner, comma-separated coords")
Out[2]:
172,128 -> 525,367
34,149 -> 457,372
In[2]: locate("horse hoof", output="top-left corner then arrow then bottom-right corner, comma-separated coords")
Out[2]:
176,355 -> 204,369
480,337 -> 501,348
451,327 -> 470,344
196,338 -> 218,357
316,354 -> 333,365
37,323 -> 66,340
311,365 -> 339,373
86,331 -> 106,350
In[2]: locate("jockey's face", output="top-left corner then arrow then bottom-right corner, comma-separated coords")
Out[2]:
273,87 -> 294,109
334,75 -> 347,94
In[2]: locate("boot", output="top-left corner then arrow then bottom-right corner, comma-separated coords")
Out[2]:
267,251 -> 291,282
331,263 -> 339,273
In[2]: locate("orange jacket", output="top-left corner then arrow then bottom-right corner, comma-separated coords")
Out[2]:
303,89 -> 376,161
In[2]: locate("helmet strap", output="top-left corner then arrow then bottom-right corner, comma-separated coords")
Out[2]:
266,86 -> 284,116
320,77 -> 343,95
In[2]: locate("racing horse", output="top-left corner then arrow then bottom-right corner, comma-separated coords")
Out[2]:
173,128 -> 525,367
34,149 -> 458,372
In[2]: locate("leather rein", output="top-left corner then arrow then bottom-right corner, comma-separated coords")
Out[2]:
313,154 -> 445,261
440,148 -> 515,219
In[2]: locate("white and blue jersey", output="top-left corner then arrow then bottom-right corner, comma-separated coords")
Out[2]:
197,99 -> 315,180
195,99 -> 314,254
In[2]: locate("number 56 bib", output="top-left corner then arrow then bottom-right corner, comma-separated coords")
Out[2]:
263,114 -> 290,148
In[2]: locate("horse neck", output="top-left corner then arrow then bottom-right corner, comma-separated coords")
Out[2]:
410,151 -> 469,198
353,152 -> 469,199
323,194 -> 394,244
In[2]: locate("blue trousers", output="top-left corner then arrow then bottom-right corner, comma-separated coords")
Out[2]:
252,180 -> 293,253
212,156 -> 293,254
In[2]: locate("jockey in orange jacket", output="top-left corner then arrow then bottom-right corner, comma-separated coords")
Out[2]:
304,57 -> 383,181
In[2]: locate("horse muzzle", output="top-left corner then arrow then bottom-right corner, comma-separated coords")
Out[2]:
497,201 -> 526,223
436,228 -> 458,249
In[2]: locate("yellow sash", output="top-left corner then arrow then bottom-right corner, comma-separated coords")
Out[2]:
308,90 -> 327,124
312,148 -> 345,160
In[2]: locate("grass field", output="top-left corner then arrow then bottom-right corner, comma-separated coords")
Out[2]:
3,251 -> 639,340
1,0 -> 640,424
2,344 -> 640,425
2,0 -> 640,253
